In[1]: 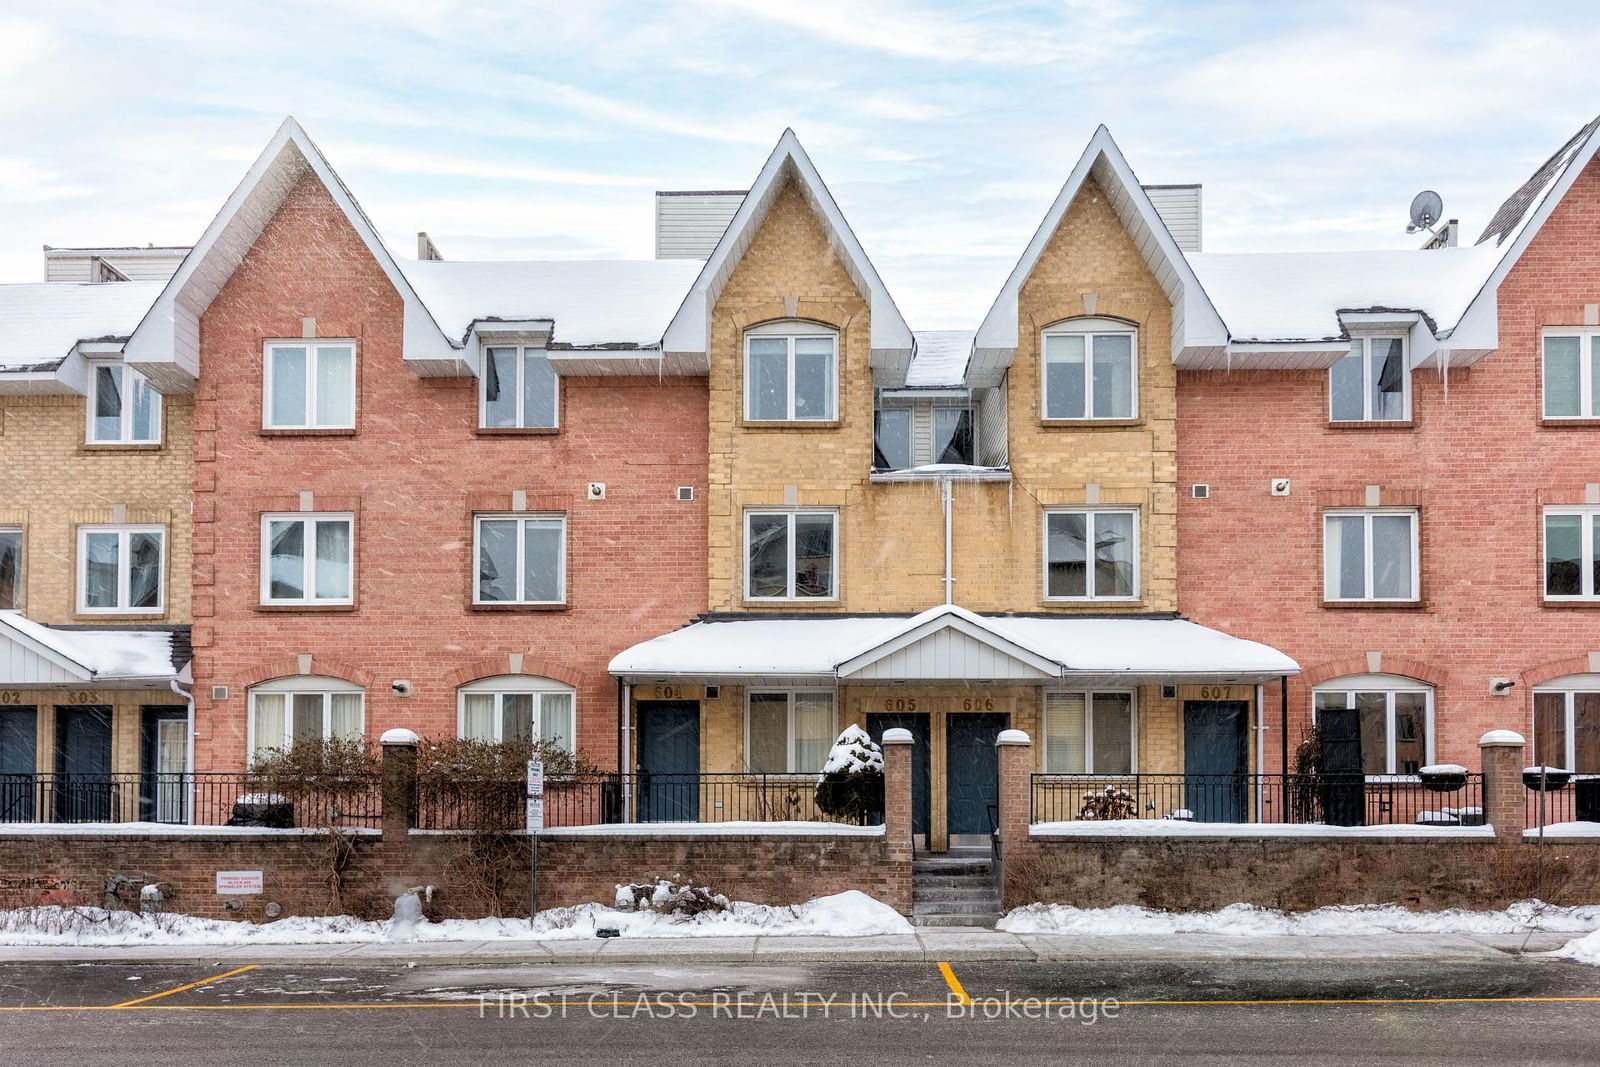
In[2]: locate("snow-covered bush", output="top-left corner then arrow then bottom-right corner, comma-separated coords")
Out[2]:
613,879 -> 729,917
813,725 -> 885,825
1078,786 -> 1136,820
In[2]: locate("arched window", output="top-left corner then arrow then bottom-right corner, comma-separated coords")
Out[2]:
1312,674 -> 1434,776
1040,317 -> 1137,421
1532,675 -> 1600,774
458,676 -> 575,753
744,320 -> 838,422
248,676 -> 364,763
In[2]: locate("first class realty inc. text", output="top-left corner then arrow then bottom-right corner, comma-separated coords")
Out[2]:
477,992 -> 1122,1023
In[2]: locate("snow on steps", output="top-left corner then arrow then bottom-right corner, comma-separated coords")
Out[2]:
913,849 -> 1001,928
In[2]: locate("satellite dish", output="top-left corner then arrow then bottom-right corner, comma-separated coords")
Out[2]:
1407,190 -> 1443,233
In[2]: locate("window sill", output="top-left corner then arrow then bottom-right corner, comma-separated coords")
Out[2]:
80,442 -> 164,452
468,602 -> 571,613
1542,599 -> 1600,609
741,599 -> 842,609
1320,600 -> 1426,610
740,419 -> 843,431
1040,599 -> 1146,609
1540,418 -> 1600,428
259,427 -> 358,437
1325,420 -> 1414,431
73,610 -> 167,621
1039,418 -> 1143,430
254,603 -> 358,613
870,466 -> 1011,483
474,426 -> 561,437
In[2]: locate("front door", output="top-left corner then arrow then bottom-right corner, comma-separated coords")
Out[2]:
1183,700 -> 1249,822
0,708 -> 37,822
55,705 -> 112,822
866,713 -> 930,841
140,706 -> 188,823
946,713 -> 1009,840
635,700 -> 700,822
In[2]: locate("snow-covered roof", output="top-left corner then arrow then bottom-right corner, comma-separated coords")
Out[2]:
1187,246 -> 1500,344
0,613 -> 182,683
0,282 -> 162,375
904,330 -> 974,387
610,604 -> 1297,682
402,258 -> 704,349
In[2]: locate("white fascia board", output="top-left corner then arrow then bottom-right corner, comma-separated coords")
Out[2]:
975,126 -> 1229,360
1339,310 -> 1423,332
835,606 -> 1062,679
661,129 -> 913,362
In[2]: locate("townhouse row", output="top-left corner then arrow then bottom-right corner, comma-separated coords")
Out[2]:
1,116 -> 1597,844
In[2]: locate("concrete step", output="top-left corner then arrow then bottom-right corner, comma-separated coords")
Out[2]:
912,859 -> 993,876
913,899 -> 1003,917
915,912 -> 1002,928
913,886 -> 1001,903
913,874 -> 998,891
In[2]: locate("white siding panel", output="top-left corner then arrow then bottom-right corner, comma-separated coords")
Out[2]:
655,192 -> 745,260
850,628 -> 1050,680
1144,186 -> 1202,253
2,639 -> 79,684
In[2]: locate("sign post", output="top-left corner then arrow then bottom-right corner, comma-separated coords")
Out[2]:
526,758 -> 544,923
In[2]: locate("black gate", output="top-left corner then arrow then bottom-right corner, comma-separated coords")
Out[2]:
1319,706 -> 1365,826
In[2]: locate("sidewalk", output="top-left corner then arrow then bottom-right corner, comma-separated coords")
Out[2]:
0,929 -> 1579,967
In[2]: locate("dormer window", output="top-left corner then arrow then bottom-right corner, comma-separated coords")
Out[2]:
481,345 -> 558,429
1041,320 -> 1137,421
745,322 -> 837,422
1330,337 -> 1408,422
88,363 -> 161,444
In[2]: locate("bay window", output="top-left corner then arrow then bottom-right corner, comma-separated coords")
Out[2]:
1043,692 -> 1135,774
249,681 -> 364,764
88,363 -> 161,444
746,691 -> 835,773
1544,508 -> 1600,600
475,514 -> 566,605
1313,681 -> 1433,775
745,324 -> 837,422
77,525 -> 163,613
481,345 -> 558,429
1534,683 -> 1600,774
1330,337 -> 1408,422
746,510 -> 837,600
459,677 -> 576,754
264,341 -> 356,430
1323,510 -> 1418,602
1044,509 -> 1137,600
1542,330 -> 1600,419
262,514 -> 354,605
1042,321 -> 1136,420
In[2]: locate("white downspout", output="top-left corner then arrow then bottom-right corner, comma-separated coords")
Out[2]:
171,666 -> 194,824
942,477 -> 954,606
1254,682 -> 1266,823
621,682 -> 632,822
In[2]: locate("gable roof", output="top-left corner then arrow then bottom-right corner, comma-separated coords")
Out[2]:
973,125 -> 1228,384
661,129 -> 914,381
123,117 -> 456,391
836,605 -> 1061,680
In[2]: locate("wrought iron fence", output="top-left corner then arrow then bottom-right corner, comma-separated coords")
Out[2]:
1030,772 -> 1485,828
0,772 -> 381,828
1525,775 -> 1600,829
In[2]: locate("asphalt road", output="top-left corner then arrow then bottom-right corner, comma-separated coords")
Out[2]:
2,956 -> 1598,1065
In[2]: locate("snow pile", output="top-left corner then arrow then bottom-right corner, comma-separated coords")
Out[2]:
1031,819 -> 1496,838
1555,929 -> 1600,966
821,725 -> 884,775
998,899 -> 1600,937
0,891 -> 911,946
1419,764 -> 1469,776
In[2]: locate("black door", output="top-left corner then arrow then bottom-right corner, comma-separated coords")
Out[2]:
139,706 -> 188,823
1318,706 -> 1366,827
947,713 -> 1008,836
866,712 -> 930,837
1183,701 -> 1249,822
635,701 -> 700,822
0,708 -> 37,822
55,705 -> 113,821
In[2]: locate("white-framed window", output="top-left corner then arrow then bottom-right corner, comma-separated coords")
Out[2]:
873,408 -> 912,471
248,677 -> 364,764
458,676 -> 576,754
263,340 -> 356,430
744,322 -> 837,422
746,690 -> 836,773
1313,677 -> 1434,776
1533,677 -> 1600,774
87,363 -> 161,444
1544,507 -> 1600,600
76,524 -> 164,614
0,527 -> 19,611
475,514 -> 566,605
1541,329 -> 1600,419
933,406 -> 975,464
1323,509 -> 1419,602
261,514 -> 354,606
745,510 -> 837,601
480,345 -> 558,429
1041,319 -> 1137,420
1043,691 -> 1136,774
1330,336 -> 1409,422
1044,509 -> 1138,600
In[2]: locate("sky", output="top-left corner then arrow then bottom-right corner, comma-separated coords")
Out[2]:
2,0 -> 1599,328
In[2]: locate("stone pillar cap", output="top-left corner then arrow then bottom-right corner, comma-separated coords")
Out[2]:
880,727 -> 914,744
380,727 -> 420,746
1479,729 -> 1526,747
996,729 -> 1031,746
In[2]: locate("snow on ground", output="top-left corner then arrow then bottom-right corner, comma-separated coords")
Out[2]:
538,821 -> 883,837
1555,929 -> 1600,965
997,899 -> 1600,937
0,890 -> 910,946
1030,819 -> 1496,838
1524,822 -> 1600,838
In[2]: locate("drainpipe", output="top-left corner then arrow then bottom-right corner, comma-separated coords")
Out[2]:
619,681 -> 632,821
1254,682 -> 1265,823
170,666 -> 194,824
942,477 -> 954,606
1280,674 -> 1290,818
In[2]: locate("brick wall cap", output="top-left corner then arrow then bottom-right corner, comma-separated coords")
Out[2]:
996,729 -> 1032,746
881,728 -> 914,745
1479,729 -> 1526,747
380,728 -> 420,746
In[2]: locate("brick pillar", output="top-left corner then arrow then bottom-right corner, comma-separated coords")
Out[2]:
380,728 -> 420,840
880,728 -> 914,914
995,729 -> 1032,907
1479,729 -> 1527,843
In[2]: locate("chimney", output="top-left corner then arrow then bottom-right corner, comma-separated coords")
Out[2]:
1420,219 -> 1459,250
1142,184 -> 1202,253
417,232 -> 444,261
655,190 -> 746,260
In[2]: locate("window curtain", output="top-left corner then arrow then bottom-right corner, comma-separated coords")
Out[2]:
252,694 -> 285,762
1090,694 -> 1133,774
747,694 -> 788,772
329,693 -> 362,740
792,693 -> 835,772
1044,693 -> 1087,773
462,693 -> 496,741
539,692 -> 574,752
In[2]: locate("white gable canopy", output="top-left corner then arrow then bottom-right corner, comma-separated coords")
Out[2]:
0,613 -> 179,686
661,129 -> 915,383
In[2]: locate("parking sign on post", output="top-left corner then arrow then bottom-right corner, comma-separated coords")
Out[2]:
526,757 -> 544,923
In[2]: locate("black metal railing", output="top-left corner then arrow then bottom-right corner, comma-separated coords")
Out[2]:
1030,772 -> 1485,828
1525,775 -> 1600,829
0,772 -> 381,828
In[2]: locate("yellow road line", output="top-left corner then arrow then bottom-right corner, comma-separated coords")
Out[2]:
112,964 -> 258,1008
937,961 -> 971,1006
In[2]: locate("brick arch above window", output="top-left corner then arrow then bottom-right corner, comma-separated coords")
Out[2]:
444,655 -> 589,690
1028,300 -> 1155,333
233,656 -> 375,691
725,302 -> 856,334
1302,654 -> 1450,690
1522,654 -> 1600,689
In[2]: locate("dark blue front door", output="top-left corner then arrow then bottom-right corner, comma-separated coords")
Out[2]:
1183,701 -> 1248,822
55,706 -> 112,822
0,708 -> 37,822
636,701 -> 699,822
867,713 -> 930,837
946,713 -> 1008,836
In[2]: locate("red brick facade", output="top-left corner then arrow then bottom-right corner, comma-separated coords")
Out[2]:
1177,155 -> 1600,770
189,174 -> 707,770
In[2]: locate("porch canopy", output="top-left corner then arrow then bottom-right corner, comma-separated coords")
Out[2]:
610,604 -> 1298,686
0,612 -> 186,687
